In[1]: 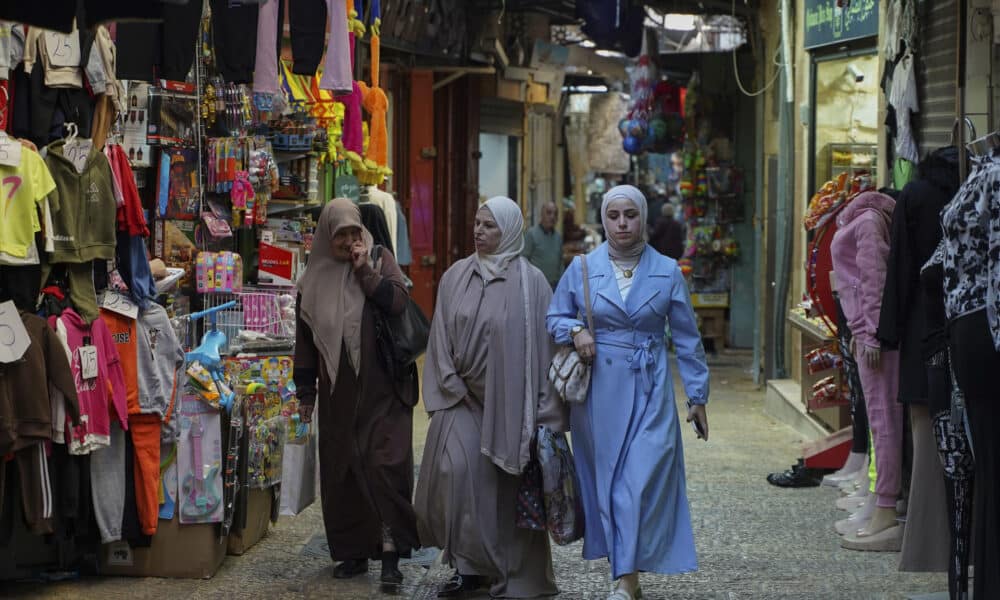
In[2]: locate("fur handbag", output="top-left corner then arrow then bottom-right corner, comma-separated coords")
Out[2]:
547,255 -> 594,404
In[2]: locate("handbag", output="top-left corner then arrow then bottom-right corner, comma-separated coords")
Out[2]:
514,459 -> 546,531
547,255 -> 594,404
536,425 -> 585,545
371,246 -> 431,378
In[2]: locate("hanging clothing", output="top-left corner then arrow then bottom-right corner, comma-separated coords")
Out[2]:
44,140 -> 118,263
0,311 -> 79,454
888,52 -> 919,165
0,146 -> 56,259
877,147 -> 961,403
394,201 -> 412,266
940,152 -> 1000,350
100,309 -> 139,415
210,0 -> 258,84
136,303 -> 184,418
547,245 -> 707,578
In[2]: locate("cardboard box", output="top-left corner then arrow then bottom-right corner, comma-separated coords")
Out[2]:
100,516 -> 227,579
227,487 -> 274,556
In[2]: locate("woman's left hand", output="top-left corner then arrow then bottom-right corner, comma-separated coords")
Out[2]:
350,241 -> 368,270
686,404 -> 709,441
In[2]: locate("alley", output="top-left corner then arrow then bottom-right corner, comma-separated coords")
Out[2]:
6,352 -> 945,600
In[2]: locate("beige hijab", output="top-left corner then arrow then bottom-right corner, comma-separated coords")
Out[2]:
476,196 -> 525,281
602,184 -> 649,259
297,199 -> 373,387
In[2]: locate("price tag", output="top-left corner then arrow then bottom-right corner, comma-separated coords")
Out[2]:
79,345 -> 99,380
44,31 -> 81,68
65,140 -> 92,174
0,135 -> 22,168
99,290 -> 140,319
0,301 -> 30,364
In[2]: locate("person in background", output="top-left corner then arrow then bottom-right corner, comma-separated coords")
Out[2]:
293,199 -> 420,586
650,202 -> 686,260
416,196 -> 566,598
522,201 -> 564,289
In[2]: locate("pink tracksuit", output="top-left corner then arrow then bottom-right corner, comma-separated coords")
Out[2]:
831,191 -> 903,509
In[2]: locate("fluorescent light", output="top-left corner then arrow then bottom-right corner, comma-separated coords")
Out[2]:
664,14 -> 697,31
595,49 -> 625,58
580,40 -> 596,48
563,85 -> 609,93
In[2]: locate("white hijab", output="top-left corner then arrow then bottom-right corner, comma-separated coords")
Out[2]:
602,184 -> 648,259
476,196 -> 525,281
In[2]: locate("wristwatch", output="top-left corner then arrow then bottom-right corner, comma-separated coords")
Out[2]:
570,325 -> 585,339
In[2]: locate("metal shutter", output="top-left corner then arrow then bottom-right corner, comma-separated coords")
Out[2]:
915,0 -> 959,155
480,97 -> 525,137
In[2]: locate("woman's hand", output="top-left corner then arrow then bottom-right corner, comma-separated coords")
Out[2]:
573,329 -> 596,364
350,241 -> 368,270
687,404 -> 709,441
298,403 -> 315,424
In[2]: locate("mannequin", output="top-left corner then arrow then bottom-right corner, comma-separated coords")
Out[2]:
363,185 -> 398,255
830,191 -> 904,550
940,130 -> 1000,598
878,148 -> 959,572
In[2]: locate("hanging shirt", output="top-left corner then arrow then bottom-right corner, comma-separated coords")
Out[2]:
888,52 -> 919,165
0,147 -> 57,259
941,153 -> 1000,350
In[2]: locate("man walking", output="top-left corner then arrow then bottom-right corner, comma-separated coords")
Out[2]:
522,201 -> 564,288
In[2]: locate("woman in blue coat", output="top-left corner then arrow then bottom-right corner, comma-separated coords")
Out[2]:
547,185 -> 710,600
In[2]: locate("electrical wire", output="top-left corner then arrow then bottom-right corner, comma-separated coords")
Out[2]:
732,0 -> 784,97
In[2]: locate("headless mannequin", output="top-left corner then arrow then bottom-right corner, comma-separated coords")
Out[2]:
830,192 -> 904,545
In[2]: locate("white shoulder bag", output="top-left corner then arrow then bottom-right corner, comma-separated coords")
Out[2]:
548,255 -> 595,404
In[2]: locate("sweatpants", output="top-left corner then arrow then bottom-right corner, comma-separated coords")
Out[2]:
90,422 -> 126,544
253,0 -> 283,94
856,348 -> 903,509
160,0 -> 204,82
950,309 -> 1000,600
0,442 -> 55,535
317,0 -> 353,94
210,0 -> 259,83
288,0 -> 326,75
129,414 -> 161,536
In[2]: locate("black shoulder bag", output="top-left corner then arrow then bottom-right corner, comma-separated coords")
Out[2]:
371,246 -> 431,383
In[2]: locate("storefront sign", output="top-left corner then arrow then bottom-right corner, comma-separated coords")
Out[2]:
804,0 -> 878,50
258,243 -> 296,287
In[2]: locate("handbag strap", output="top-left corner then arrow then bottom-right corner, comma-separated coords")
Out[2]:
580,255 -> 594,333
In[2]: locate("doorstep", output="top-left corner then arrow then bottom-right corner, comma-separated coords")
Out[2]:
764,379 -> 830,441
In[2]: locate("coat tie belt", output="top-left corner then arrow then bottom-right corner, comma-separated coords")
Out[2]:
598,333 -> 660,394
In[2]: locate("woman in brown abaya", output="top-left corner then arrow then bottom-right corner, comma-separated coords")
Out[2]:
415,196 -> 567,599
293,198 -> 419,585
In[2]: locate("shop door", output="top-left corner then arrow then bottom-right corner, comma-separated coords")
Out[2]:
915,0 -> 959,153
408,71 -> 437,317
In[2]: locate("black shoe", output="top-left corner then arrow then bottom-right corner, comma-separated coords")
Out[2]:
766,459 -> 823,488
333,558 -> 369,579
381,552 -> 404,585
437,573 -> 489,597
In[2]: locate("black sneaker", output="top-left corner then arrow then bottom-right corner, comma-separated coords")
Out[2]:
766,459 -> 823,488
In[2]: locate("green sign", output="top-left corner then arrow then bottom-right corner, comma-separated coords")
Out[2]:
804,0 -> 879,50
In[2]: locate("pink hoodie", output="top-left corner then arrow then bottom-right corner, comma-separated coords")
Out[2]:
55,308 -> 129,455
830,191 -> 897,349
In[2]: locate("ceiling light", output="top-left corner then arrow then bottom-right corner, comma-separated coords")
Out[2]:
664,14 -> 697,31
580,40 -> 596,48
595,49 -> 626,58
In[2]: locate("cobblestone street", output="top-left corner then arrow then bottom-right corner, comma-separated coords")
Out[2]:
6,352 -> 947,599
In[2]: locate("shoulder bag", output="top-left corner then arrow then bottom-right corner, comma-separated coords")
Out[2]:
547,255 -> 594,404
371,246 -> 431,381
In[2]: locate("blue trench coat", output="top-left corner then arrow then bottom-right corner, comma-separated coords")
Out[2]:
547,244 -> 709,579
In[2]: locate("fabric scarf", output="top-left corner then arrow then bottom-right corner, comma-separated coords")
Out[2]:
476,196 -> 525,282
602,184 -> 648,260
297,198 -> 373,388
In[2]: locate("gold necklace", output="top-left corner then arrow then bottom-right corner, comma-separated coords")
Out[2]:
612,260 -> 636,279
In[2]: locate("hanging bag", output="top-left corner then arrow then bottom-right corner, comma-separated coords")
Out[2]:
547,255 -> 594,404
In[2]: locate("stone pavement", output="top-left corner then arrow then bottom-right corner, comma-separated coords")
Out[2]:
7,351 -> 947,600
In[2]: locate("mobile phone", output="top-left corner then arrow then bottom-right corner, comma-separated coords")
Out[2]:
690,418 -> 706,440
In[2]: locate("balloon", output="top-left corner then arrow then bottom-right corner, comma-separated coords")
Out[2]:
623,135 -> 643,154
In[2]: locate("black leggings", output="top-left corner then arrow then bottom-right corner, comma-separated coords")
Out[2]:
835,295 -> 869,454
211,0 -> 259,83
287,0 -> 328,75
949,309 -> 998,600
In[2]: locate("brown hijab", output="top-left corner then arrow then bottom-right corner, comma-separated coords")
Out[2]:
297,198 -> 373,388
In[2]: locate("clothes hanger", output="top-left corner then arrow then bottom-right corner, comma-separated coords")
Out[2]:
949,117 -> 977,148
966,130 -> 1000,157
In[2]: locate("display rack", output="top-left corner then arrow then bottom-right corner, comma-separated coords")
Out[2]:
828,143 -> 877,180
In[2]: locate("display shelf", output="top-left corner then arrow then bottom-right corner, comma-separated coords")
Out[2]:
787,308 -> 834,341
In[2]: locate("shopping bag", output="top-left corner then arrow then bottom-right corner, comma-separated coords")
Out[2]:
279,428 -> 317,516
536,426 -> 585,545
